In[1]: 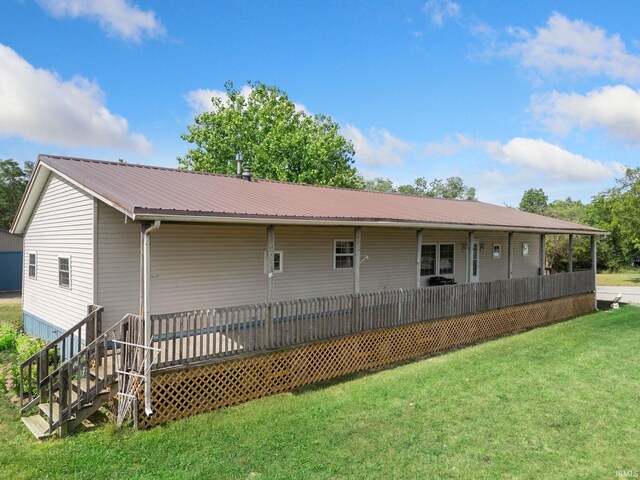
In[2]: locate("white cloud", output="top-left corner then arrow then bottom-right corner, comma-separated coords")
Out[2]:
184,86 -> 309,115
487,137 -> 613,182
423,0 -> 460,27
506,12 -> 640,82
531,85 -> 640,144
423,133 -> 485,156
37,0 -> 165,43
343,125 -> 413,167
0,43 -> 150,153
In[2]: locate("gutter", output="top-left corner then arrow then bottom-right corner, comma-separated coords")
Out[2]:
132,213 -> 608,237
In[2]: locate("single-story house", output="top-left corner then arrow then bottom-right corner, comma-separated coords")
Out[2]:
0,227 -> 23,292
11,154 -> 606,437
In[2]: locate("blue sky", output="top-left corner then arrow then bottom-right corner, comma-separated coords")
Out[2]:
2,1 -> 640,205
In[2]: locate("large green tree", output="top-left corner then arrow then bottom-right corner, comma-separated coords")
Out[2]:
364,176 -> 477,200
518,188 -> 548,214
179,81 -> 363,188
0,159 -> 32,229
586,167 -> 640,270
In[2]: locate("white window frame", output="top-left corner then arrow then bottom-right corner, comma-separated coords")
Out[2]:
420,243 -> 455,277
492,244 -> 501,259
263,250 -> 283,274
333,239 -> 354,269
522,242 -> 530,256
438,243 -> 455,276
420,243 -> 437,277
28,252 -> 37,279
58,255 -> 71,288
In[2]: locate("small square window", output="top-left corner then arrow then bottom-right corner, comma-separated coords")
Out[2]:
334,240 -> 354,269
493,244 -> 501,258
28,253 -> 36,279
522,243 -> 530,256
58,256 -> 70,288
264,250 -> 283,273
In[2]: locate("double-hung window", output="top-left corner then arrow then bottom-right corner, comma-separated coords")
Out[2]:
28,253 -> 37,279
421,243 -> 455,276
58,256 -> 71,288
334,240 -> 354,269
420,244 -> 437,276
264,250 -> 283,273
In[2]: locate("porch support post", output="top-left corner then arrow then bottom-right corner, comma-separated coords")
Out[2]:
467,231 -> 475,283
354,226 -> 361,294
416,229 -> 423,288
568,234 -> 574,273
539,234 -> 546,275
591,235 -> 597,309
266,225 -> 275,302
507,232 -> 513,280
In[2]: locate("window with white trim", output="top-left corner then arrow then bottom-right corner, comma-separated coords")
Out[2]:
439,243 -> 454,275
421,243 -> 455,276
334,240 -> 354,269
264,250 -> 283,273
493,244 -> 501,258
420,244 -> 436,276
58,256 -> 71,288
28,253 -> 37,279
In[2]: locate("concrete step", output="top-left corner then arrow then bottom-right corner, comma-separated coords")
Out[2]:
21,415 -> 51,440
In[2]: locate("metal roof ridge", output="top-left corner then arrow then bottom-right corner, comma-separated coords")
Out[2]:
38,154 -> 486,205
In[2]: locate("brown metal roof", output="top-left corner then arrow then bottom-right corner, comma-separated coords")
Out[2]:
23,154 -> 605,234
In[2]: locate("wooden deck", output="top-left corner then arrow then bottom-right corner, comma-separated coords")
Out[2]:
149,271 -> 595,370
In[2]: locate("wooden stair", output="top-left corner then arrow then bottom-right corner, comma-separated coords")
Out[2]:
19,311 -> 143,440
21,382 -> 117,439
21,360 -> 117,439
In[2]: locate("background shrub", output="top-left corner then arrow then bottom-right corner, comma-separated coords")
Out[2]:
9,334 -> 46,395
0,325 -> 19,352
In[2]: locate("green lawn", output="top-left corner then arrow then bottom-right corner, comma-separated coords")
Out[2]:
0,303 -> 22,330
1,305 -> 639,479
597,272 -> 640,286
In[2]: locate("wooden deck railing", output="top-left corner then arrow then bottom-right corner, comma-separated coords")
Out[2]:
41,313 -> 143,433
150,271 -> 595,370
20,305 -> 103,412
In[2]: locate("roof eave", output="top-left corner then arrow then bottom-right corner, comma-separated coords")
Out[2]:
132,211 -> 607,236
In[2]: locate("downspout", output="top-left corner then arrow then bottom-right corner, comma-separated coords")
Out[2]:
143,220 -> 161,417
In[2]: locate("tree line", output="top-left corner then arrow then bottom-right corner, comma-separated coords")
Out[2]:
1,81 -> 636,271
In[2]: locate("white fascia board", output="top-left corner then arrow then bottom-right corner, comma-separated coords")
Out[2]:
132,213 -> 607,236
12,162 -> 134,234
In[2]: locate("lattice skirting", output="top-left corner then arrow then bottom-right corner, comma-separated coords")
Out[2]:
138,293 -> 594,428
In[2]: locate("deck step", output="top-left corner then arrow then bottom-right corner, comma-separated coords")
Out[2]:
38,402 -> 60,422
21,415 -> 51,440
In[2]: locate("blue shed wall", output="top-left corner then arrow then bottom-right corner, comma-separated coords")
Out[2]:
0,251 -> 22,291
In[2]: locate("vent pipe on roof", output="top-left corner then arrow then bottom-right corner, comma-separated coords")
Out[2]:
235,152 -> 243,176
242,165 -> 252,181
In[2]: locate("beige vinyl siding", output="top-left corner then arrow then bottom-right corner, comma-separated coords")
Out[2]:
96,201 -> 140,329
512,233 -> 541,278
0,230 -> 23,251
22,174 -> 94,332
150,223 -> 266,313
420,229 -> 468,285
475,232 -> 510,282
273,226 -> 355,300
360,227 -> 415,292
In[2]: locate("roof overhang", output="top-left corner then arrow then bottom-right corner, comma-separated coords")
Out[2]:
11,158 -> 134,234
132,211 -> 608,236
11,155 -> 607,237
